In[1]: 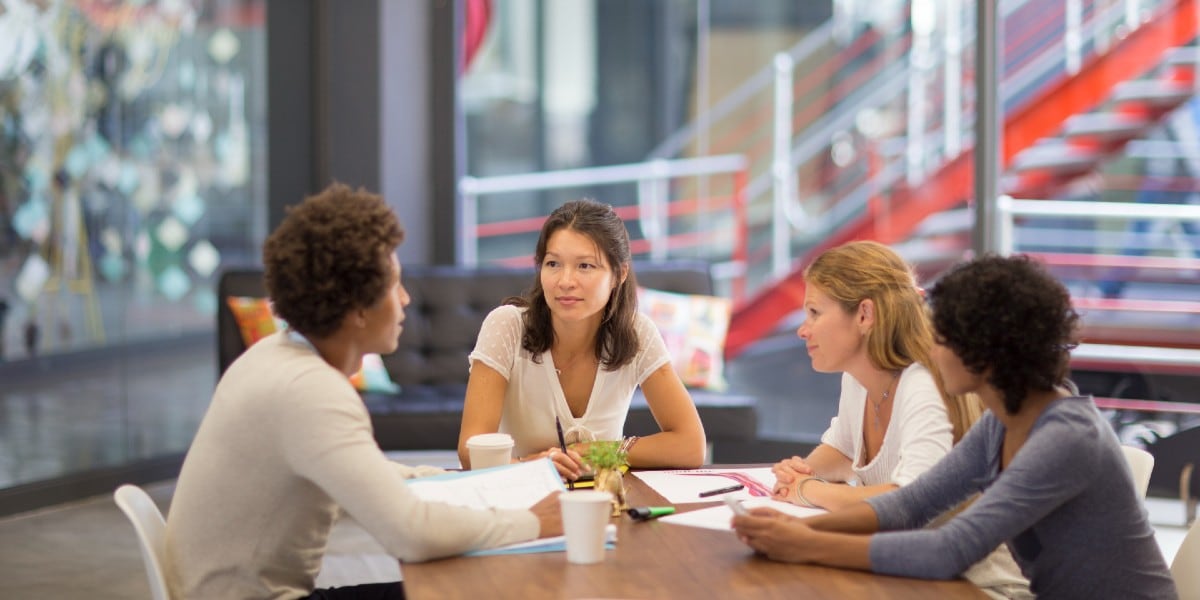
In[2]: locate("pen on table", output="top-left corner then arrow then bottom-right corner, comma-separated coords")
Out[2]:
555,416 -> 573,490
627,506 -> 675,521
698,483 -> 745,498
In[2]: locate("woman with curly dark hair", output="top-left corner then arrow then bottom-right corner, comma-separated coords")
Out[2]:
166,183 -> 562,600
733,254 -> 1176,598
458,199 -> 706,478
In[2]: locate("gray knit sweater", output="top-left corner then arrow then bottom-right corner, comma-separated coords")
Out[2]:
866,396 -> 1176,599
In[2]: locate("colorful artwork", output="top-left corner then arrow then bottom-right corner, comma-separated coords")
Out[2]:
0,0 -> 265,359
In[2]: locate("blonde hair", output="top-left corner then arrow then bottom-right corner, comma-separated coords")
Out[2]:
804,241 -> 981,442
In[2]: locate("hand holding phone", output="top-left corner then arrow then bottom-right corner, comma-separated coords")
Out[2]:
724,495 -> 749,516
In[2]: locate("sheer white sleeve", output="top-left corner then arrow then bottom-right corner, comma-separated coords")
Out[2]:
467,305 -> 525,379
632,311 -> 673,383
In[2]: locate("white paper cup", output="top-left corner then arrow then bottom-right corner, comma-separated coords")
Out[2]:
466,433 -> 514,469
559,491 -> 612,564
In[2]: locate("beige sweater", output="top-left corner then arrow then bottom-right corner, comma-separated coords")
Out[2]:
165,331 -> 538,599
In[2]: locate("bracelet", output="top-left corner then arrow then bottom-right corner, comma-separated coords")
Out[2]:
619,436 -> 640,454
795,476 -> 828,508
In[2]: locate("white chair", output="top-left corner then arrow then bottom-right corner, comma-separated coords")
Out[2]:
1174,517 -> 1200,600
114,484 -> 171,600
1122,445 -> 1155,500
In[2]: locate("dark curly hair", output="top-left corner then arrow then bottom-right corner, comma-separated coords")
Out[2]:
263,183 -> 404,338
928,254 -> 1079,415
506,199 -> 639,370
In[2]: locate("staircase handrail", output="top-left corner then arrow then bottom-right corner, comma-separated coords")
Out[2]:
647,20 -> 836,161
996,195 -> 1200,255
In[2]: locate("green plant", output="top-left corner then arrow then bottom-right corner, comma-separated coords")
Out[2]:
582,440 -> 628,470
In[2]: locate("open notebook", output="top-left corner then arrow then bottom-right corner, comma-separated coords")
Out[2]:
467,524 -> 618,556
406,459 -> 617,555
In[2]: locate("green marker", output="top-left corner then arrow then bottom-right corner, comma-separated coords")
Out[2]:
627,506 -> 676,521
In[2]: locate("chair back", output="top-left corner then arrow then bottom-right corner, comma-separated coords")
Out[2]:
1122,445 -> 1155,499
114,484 -> 171,600
1175,517 -> 1200,600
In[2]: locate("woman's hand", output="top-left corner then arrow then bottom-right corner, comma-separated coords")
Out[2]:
771,456 -> 813,500
733,507 -> 817,563
530,492 -> 564,538
520,447 -> 585,480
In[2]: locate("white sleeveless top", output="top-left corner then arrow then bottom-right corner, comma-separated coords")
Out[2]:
468,305 -> 672,458
820,362 -> 952,487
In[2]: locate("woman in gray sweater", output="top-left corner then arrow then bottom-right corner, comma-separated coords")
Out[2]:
733,254 -> 1176,599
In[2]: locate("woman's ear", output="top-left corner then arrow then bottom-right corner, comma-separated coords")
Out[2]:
616,264 -> 629,288
858,299 -> 875,332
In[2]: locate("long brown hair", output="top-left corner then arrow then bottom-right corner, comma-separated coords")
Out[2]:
506,200 -> 639,370
804,241 -> 981,442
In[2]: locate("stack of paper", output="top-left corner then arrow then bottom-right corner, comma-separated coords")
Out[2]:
632,467 -> 777,503
468,524 -> 618,556
407,459 -> 618,555
658,497 -> 824,531
406,459 -> 564,510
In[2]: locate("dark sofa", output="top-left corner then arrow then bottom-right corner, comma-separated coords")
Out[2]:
216,261 -> 758,455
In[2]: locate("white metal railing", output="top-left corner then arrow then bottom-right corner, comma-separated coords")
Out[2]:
1075,343 -> 1200,368
996,196 -> 1200,254
457,154 -> 748,269
461,0 -> 1174,301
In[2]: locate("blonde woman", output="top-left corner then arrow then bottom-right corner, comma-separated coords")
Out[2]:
771,241 -> 978,508
736,255 -> 1174,598
769,241 -> 1027,599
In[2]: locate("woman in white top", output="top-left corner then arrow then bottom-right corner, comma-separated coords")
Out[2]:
458,200 -> 707,479
771,241 -> 980,509
769,241 -> 1028,599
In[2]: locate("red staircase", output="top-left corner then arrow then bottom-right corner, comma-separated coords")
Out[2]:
726,0 -> 1200,358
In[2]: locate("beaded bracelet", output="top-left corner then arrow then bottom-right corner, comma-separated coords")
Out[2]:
795,476 -> 828,508
618,435 -> 640,454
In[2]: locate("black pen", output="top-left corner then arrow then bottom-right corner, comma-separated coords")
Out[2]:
698,483 -> 745,498
555,416 -> 573,490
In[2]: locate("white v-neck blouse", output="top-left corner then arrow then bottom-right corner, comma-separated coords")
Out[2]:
820,362 -> 952,487
468,304 -> 672,458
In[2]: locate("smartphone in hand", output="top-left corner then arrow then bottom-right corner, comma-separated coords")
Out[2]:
724,495 -> 749,516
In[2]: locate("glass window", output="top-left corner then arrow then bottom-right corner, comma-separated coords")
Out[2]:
0,0 -> 266,488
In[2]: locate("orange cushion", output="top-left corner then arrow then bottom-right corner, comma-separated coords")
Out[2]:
225,296 -> 400,393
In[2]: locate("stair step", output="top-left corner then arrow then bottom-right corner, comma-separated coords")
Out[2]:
1113,79 -> 1193,109
911,206 -> 972,237
1164,46 -> 1200,67
1010,141 -> 1100,173
1063,112 -> 1151,142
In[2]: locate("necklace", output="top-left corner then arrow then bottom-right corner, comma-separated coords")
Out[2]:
553,352 -> 594,376
870,372 -> 901,430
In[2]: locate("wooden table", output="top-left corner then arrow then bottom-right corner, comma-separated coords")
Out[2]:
401,469 -> 986,599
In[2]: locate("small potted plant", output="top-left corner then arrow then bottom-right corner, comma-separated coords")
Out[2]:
582,440 -> 628,516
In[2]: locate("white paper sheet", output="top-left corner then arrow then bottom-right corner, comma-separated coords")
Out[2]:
406,458 -> 565,510
468,524 -> 618,556
407,460 -> 619,555
632,467 -> 778,504
658,497 -> 825,531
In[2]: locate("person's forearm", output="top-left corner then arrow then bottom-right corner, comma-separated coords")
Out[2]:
801,480 -> 898,512
626,430 -> 706,468
804,444 -> 855,482
807,530 -> 874,571
804,500 -> 881,535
